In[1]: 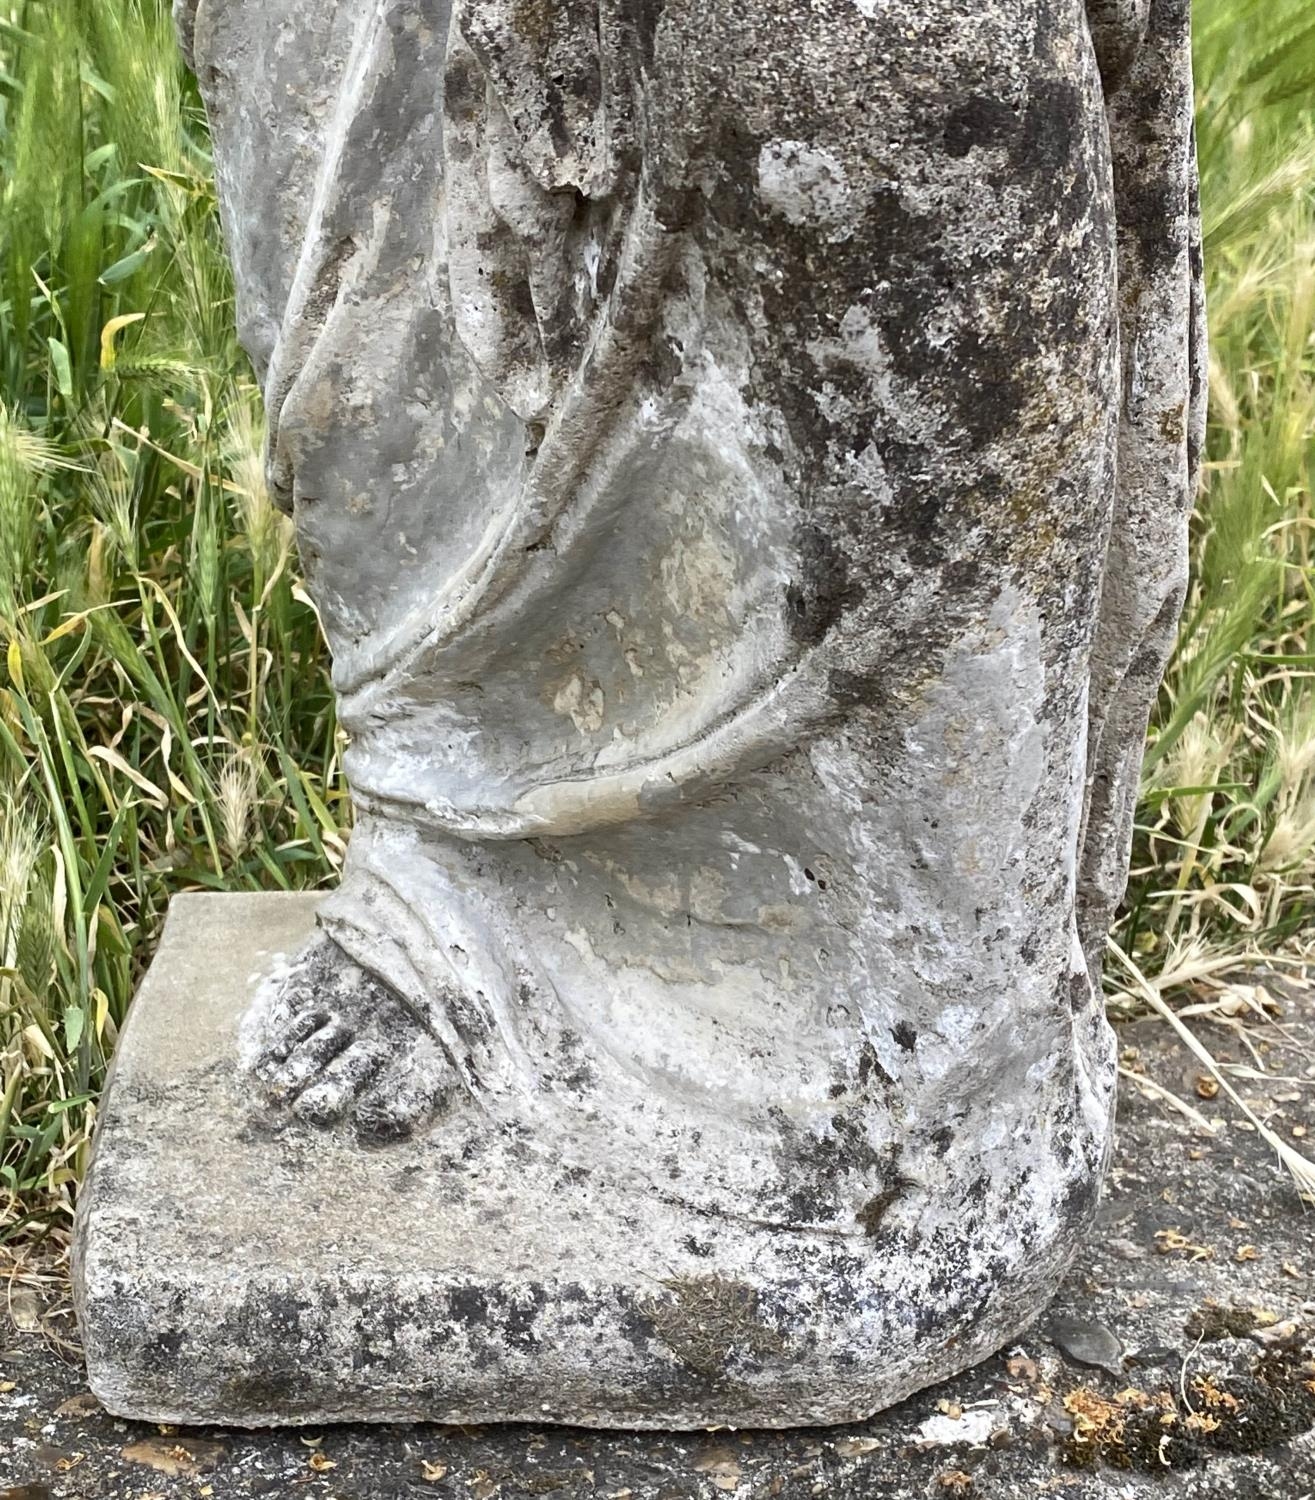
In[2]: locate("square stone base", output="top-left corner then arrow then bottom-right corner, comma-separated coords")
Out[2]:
74,893 -> 1061,1430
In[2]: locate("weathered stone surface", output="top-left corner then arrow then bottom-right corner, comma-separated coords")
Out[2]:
81,0 -> 1203,1427
75,893 -> 1083,1427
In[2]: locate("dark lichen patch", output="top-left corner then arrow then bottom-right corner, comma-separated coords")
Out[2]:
891,1020 -> 917,1053
1059,1344 -> 1315,1472
856,1177 -> 912,1238
1184,1302 -> 1269,1343
783,524 -> 861,647
1157,404 -> 1186,443
641,1276 -> 786,1378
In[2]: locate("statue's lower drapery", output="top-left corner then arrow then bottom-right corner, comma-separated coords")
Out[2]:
181,0 -> 1201,1405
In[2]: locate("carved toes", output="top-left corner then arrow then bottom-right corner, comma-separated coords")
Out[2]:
259,1015 -> 354,1102
291,1036 -> 391,1125
352,1033 -> 456,1144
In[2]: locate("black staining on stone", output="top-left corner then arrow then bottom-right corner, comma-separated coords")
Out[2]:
1067,970 -> 1094,1016
1012,78 -> 1083,183
392,1163 -> 424,1195
643,332 -> 684,396
1120,178 -> 1186,282
221,1369 -> 301,1411
857,1041 -> 895,1093
445,1282 -> 547,1358
762,1101 -> 889,1229
302,237 -> 355,336
827,666 -> 887,712
1084,0 -> 1151,97
441,42 -> 482,122
891,1020 -> 918,1054
943,94 -> 1018,158
629,0 -> 666,72
1059,1166 -> 1102,1228
930,1125 -> 955,1157
947,329 -> 1031,452
856,1177 -> 911,1239
784,525 -> 861,646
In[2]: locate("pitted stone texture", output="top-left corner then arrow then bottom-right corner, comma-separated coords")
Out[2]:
78,894 -> 1090,1429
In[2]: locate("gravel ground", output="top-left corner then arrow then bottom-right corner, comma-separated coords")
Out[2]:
3,977 -> 1314,1500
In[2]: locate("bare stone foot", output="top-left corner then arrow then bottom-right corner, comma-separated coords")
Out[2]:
243,931 -> 458,1142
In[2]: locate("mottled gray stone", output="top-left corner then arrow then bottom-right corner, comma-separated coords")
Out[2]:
77,0 -> 1205,1428
74,892 -> 1078,1427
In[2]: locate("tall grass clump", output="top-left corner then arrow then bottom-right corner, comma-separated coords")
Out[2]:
0,0 -> 344,1239
1116,0 -> 1315,994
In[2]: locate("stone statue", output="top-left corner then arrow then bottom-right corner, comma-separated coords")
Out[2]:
75,0 -> 1202,1429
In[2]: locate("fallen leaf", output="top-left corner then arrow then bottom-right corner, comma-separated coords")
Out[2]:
693,1447 -> 741,1475
1005,1353 -> 1038,1381
834,1436 -> 880,1456
938,1471 -> 974,1494
1184,1410 -> 1221,1434
9,1289 -> 40,1332
421,1460 -> 449,1482
1154,1228 -> 1214,1262
936,1399 -> 963,1419
120,1438 -> 222,1477
54,1392 -> 101,1418
1235,1245 -> 1259,1262
307,1451 -> 336,1472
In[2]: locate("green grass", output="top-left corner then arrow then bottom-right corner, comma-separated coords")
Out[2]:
1117,0 -> 1315,993
0,0 -> 1311,1239
0,0 -> 346,1237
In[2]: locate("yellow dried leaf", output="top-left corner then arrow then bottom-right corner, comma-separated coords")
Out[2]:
99,312 -> 146,370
